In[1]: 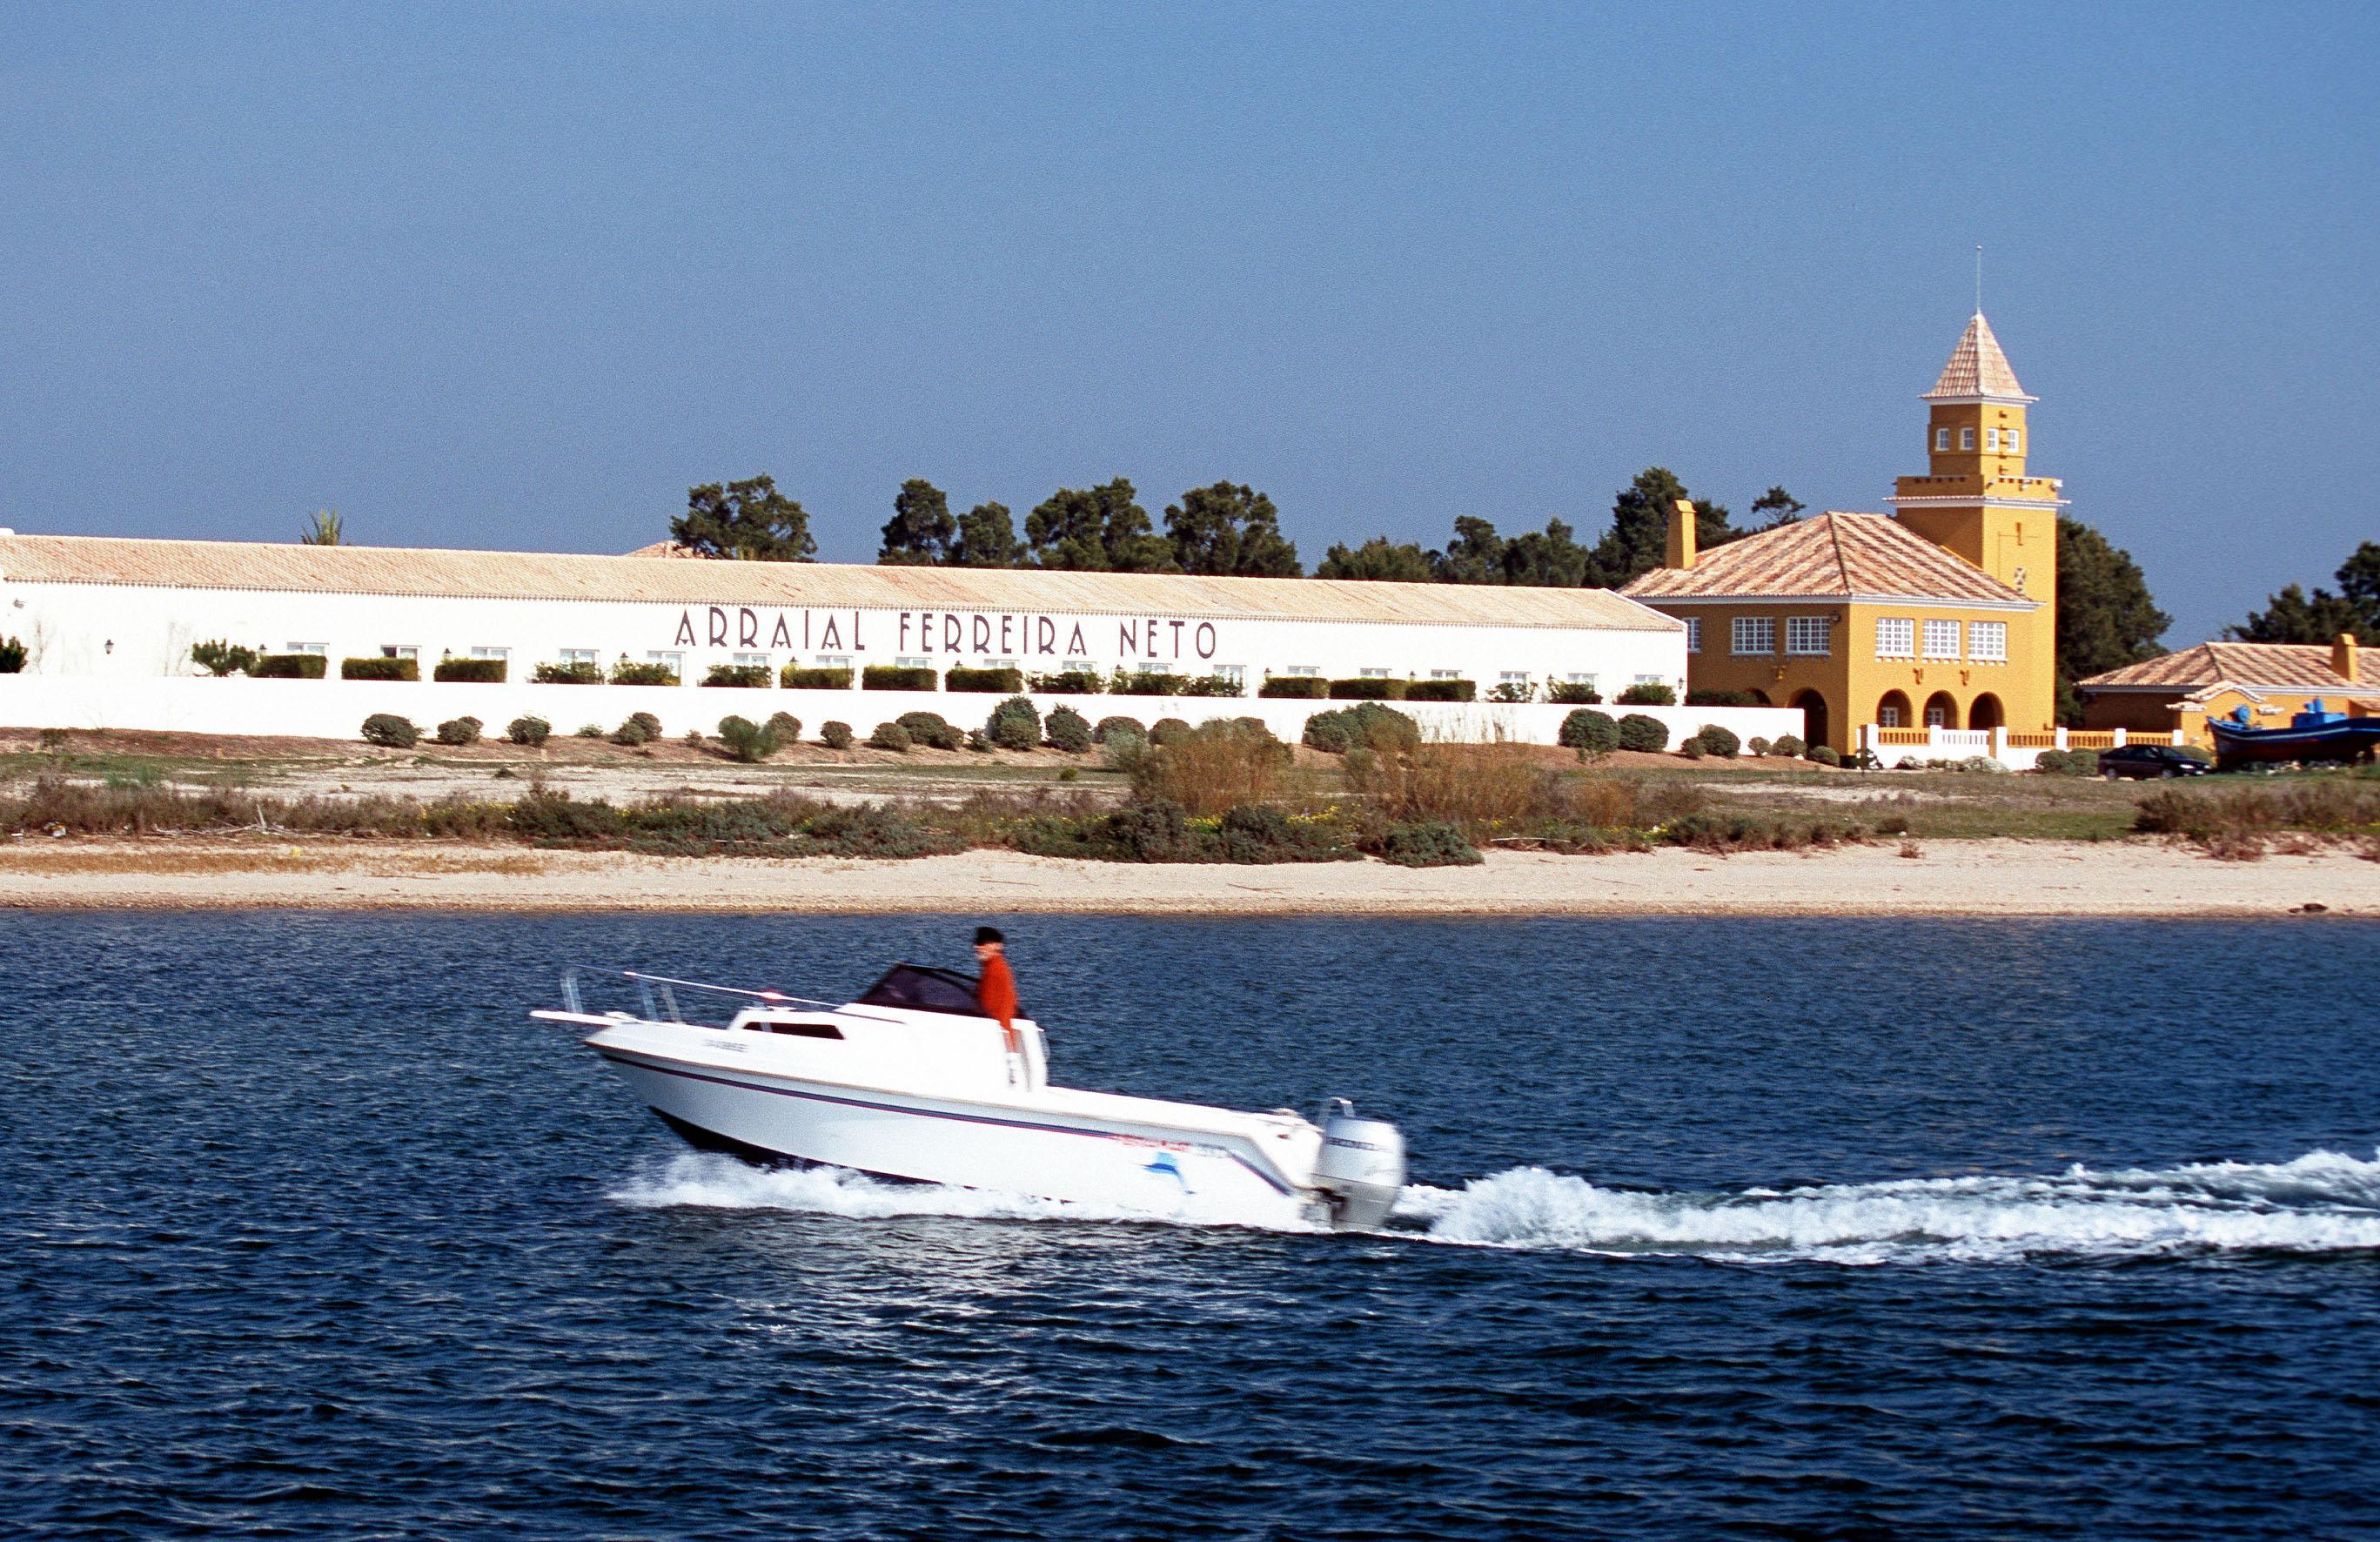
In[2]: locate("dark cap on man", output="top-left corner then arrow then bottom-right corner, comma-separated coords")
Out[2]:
974,926 -> 1005,946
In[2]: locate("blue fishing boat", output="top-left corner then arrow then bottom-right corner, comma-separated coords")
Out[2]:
2208,700 -> 2380,768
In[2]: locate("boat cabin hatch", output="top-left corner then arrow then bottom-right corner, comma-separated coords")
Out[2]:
856,963 -> 1000,1018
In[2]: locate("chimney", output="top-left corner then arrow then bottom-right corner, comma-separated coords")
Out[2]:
1666,498 -> 1697,571
2334,632 -> 2361,686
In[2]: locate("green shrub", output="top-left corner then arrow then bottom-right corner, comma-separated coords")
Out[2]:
433,658 -> 506,683
1100,728 -> 1148,768
576,723 -> 604,738
1027,670 -> 1103,694
506,716 -> 551,747
1108,669 -> 1241,697
190,640 -> 258,677
435,716 -> 484,747
1546,681 -> 1602,705
1748,737 -> 1772,757
821,721 -> 854,749
1769,734 -> 1805,758
765,712 -> 801,743
966,728 -> 991,752
716,715 -> 780,763
1045,705 -> 1093,754
1303,701 -> 1421,755
629,711 -> 661,739
985,695 -> 1042,751
1259,676 -> 1329,699
2033,748 -> 2096,776
1328,677 -> 1408,700
251,653 -> 327,680
943,667 -> 1024,694
1693,725 -> 1740,758
1680,737 -> 1706,760
361,714 -> 419,748
1617,682 -> 1676,706
341,656 -> 419,681
532,660 -> 603,685
611,717 -> 652,746
1559,708 -> 1620,756
1150,717 -> 1194,747
781,665 -> 854,689
1617,714 -> 1669,753
701,664 -> 770,688
1372,819 -> 1482,868
1094,715 -> 1146,743
1685,688 -> 1752,707
1404,679 -> 1476,702
1486,680 -> 1535,703
610,660 -> 678,687
1807,744 -> 1842,766
896,711 -> 964,750
862,665 -> 937,691
868,721 -> 913,752
0,636 -> 21,674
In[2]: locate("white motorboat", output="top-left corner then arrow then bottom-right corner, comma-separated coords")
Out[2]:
533,964 -> 1407,1230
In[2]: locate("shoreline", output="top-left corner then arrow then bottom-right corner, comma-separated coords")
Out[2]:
1,839 -> 2371,917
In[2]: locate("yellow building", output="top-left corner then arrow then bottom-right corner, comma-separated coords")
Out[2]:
2077,637 -> 2374,748
1621,313 -> 2058,753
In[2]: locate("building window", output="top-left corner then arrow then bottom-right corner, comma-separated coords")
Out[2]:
1922,620 -> 1961,660
1142,660 -> 1177,675
1960,427 -> 1975,451
1214,664 -> 1246,686
1934,427 -> 1949,452
1876,617 -> 1914,659
1685,618 -> 1701,653
647,650 -> 684,674
1925,701 -> 1949,727
1358,667 -> 1391,679
986,657 -> 1019,669
2006,427 -> 2020,453
1429,668 -> 1464,680
1565,672 -> 1596,686
1632,674 -> 1664,686
1732,616 -> 1776,656
471,647 -> 509,661
1285,665 -> 1321,677
1985,427 -> 2000,452
895,655 -> 930,669
288,642 -> 327,656
815,654 -> 851,667
380,645 -> 419,660
1063,658 -> 1095,674
1786,616 -> 1831,656
1880,702 -> 1902,728
559,648 -> 598,666
1968,621 -> 2008,661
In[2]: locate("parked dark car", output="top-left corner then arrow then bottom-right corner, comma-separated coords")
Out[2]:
2098,744 -> 2213,780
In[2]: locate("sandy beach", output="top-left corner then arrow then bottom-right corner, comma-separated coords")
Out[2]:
2,838 -> 2370,916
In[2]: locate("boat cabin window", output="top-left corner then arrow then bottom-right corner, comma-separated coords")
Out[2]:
856,964 -> 994,1017
760,1020 -> 845,1040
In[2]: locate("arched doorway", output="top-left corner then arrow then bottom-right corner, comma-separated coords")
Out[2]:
1923,691 -> 1959,729
1968,693 -> 2004,730
1790,688 -> 1830,749
1876,690 -> 1912,729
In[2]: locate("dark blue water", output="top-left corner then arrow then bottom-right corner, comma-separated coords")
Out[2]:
3,914 -> 2377,1540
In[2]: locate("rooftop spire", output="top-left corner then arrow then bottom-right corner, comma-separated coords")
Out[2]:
1924,312 -> 2034,402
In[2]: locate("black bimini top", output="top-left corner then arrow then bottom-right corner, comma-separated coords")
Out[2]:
855,964 -> 995,1018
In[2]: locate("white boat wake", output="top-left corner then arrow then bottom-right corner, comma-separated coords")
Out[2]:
611,1149 -> 2380,1265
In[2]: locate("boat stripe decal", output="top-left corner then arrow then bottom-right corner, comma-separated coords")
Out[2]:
595,1049 -> 1299,1196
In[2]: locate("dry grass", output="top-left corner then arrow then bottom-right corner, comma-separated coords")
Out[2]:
2134,776 -> 2380,860
1123,721 -> 1290,817
0,845 -> 548,876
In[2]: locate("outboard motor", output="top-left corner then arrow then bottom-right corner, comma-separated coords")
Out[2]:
1313,1099 -> 1405,1230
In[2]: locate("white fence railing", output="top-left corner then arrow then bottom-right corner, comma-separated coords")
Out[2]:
1858,723 -> 2162,771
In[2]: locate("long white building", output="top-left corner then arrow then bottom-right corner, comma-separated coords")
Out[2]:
0,531 -> 1801,747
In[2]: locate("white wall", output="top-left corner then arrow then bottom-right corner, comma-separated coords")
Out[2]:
0,673 -> 1806,752
1,579 -> 1689,701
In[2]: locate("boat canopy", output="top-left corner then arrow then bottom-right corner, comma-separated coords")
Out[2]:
855,963 -> 994,1018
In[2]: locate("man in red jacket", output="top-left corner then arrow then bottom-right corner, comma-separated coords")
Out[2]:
974,926 -> 1020,1056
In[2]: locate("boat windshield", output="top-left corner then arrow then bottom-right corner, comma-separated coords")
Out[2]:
855,964 -> 992,1018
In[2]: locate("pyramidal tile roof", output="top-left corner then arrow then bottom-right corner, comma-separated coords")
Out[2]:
2077,641 -> 2358,693
1924,312 -> 2034,401
1619,512 -> 2034,606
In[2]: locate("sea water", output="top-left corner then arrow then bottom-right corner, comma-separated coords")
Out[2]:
2,913 -> 2375,1539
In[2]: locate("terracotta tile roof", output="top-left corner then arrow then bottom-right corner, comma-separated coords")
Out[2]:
2079,642 -> 2359,692
0,533 -> 1681,632
1618,512 -> 2033,606
1924,312 -> 2034,401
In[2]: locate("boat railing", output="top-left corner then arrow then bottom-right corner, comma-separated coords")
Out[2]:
558,966 -> 903,1027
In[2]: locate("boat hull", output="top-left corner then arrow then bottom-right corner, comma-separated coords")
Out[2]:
2209,718 -> 2380,767
597,1043 -> 1324,1230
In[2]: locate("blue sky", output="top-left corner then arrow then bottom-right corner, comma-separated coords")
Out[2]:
5,2 -> 2373,645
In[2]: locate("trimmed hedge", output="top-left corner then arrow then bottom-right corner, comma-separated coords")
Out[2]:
1768,734 -> 1806,759
944,667 -> 1024,694
985,695 -> 1042,751
2033,748 -> 2097,776
252,653 -> 328,680
190,640 -> 258,677
1559,708 -> 1619,756
1026,670 -> 1103,694
506,716 -> 551,746
701,664 -> 771,688
820,721 -> 854,749
1546,681 -> 1603,705
1045,705 -> 1093,754
715,715 -> 781,763
435,716 -> 484,747
532,660 -> 604,685
1691,724 -> 1741,758
1328,677 -> 1408,700
1807,745 -> 1842,767
1403,678 -> 1476,702
781,665 -> 855,689
610,660 -> 678,687
433,658 -> 506,684
1685,688 -> 1753,707
1259,676 -> 1329,699
360,714 -> 419,748
868,721 -> 913,752
1093,715 -> 1146,743
862,665 -> 937,692
341,656 -> 419,681
896,711 -> 964,750
765,711 -> 801,742
1616,713 -> 1669,753
1150,717 -> 1193,747
1302,702 -> 1421,754
1616,682 -> 1676,706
